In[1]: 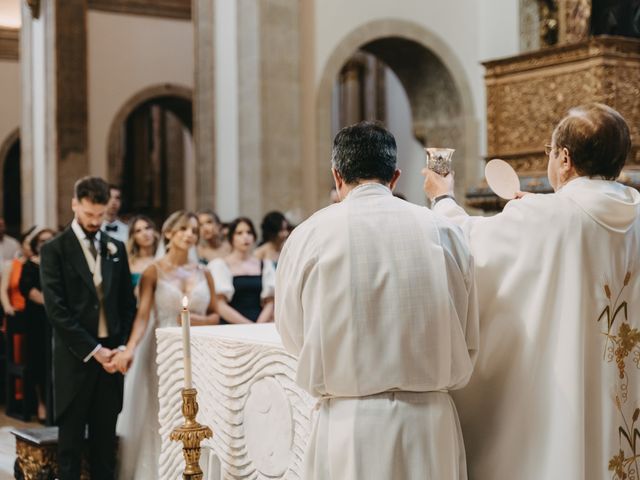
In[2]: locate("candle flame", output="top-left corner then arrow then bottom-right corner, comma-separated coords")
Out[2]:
182,296 -> 189,308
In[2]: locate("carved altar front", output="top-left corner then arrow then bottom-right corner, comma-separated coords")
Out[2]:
468,35 -> 640,210
156,324 -> 315,480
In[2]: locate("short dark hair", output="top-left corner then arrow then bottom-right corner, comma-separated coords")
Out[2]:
108,184 -> 121,193
260,211 -> 287,244
332,121 -> 397,184
74,177 -> 110,204
227,217 -> 257,245
552,103 -> 631,180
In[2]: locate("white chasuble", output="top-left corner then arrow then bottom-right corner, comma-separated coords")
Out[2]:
276,183 -> 478,479
434,177 -> 640,480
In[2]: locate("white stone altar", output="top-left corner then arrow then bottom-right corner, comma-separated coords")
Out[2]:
156,324 -> 315,480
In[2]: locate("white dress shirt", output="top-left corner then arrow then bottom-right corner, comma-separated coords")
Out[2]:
71,219 -> 109,362
102,218 -> 128,243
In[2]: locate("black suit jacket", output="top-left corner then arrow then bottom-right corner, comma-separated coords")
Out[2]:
40,227 -> 136,418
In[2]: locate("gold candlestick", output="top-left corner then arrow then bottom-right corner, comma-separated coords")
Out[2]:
170,388 -> 213,480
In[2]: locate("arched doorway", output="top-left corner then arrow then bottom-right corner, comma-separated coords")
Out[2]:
107,85 -> 193,227
317,19 -> 477,206
0,129 -> 21,237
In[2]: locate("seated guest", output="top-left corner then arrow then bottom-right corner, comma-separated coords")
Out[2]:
208,217 -> 275,324
254,211 -> 290,266
196,209 -> 231,264
423,103 -> 640,480
126,215 -> 158,297
19,227 -> 55,422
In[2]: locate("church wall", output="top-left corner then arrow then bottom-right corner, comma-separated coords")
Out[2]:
87,11 -> 194,180
194,0 -> 521,218
0,59 -> 20,149
313,0 -> 520,189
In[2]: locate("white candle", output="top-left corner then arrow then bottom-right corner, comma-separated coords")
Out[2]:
181,295 -> 192,389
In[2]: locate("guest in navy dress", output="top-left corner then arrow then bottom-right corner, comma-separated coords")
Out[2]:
208,217 -> 275,324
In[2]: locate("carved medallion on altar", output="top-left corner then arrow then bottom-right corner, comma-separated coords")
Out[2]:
156,324 -> 315,480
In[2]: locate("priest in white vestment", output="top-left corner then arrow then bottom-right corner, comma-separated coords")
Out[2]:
276,122 -> 479,479
424,103 -> 640,480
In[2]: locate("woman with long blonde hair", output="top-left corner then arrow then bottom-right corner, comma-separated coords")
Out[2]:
115,210 -> 219,479
125,215 -> 158,297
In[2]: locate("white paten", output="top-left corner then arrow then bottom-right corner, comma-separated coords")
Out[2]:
156,324 -> 315,480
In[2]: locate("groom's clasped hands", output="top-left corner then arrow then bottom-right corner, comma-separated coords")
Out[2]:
94,346 -> 134,374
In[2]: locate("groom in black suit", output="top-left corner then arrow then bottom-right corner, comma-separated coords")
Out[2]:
41,176 -> 136,480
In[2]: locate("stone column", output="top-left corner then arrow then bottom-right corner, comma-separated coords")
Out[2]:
237,0 -> 262,222
237,0 -> 303,223
192,0 -> 216,210
165,110 -> 186,211
299,0 -> 318,217
339,59 -> 364,126
257,0 -> 303,222
340,54 -> 386,125
21,0 -> 88,228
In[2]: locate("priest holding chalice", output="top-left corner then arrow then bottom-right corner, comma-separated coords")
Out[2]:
423,103 -> 640,480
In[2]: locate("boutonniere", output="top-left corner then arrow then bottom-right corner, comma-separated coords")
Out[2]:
106,242 -> 118,257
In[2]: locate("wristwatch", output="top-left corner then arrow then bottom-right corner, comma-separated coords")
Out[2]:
432,194 -> 455,206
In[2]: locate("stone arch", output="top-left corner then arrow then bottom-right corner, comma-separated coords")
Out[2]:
315,19 -> 478,206
0,128 -> 21,232
107,83 -> 193,184
106,84 -> 193,223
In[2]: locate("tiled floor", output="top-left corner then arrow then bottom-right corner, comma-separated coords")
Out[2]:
0,410 -> 39,480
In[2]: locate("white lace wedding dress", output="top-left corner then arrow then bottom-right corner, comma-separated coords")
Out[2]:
116,263 -> 211,479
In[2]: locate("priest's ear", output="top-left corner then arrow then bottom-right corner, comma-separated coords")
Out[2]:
331,167 -> 344,195
389,169 -> 401,191
560,147 -> 577,177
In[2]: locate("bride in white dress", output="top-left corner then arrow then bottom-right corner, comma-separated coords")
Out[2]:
114,211 -> 219,479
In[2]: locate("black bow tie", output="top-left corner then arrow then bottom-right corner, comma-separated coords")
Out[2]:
105,224 -> 118,232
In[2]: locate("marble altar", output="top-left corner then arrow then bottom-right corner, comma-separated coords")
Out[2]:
156,324 -> 315,480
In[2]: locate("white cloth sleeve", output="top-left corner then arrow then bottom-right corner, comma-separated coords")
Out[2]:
261,260 -> 276,300
83,343 -> 102,363
274,234 -> 308,356
207,258 -> 234,301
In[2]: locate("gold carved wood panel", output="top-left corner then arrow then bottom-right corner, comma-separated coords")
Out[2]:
484,36 -> 640,174
469,36 -> 640,211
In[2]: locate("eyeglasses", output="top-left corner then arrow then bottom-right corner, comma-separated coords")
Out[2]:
544,144 -> 554,155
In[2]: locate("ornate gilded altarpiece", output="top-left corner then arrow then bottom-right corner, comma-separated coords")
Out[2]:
468,36 -> 640,211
